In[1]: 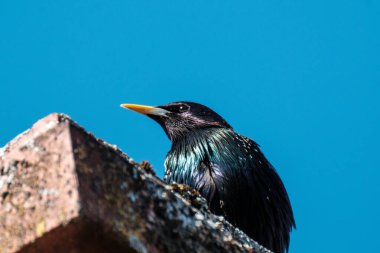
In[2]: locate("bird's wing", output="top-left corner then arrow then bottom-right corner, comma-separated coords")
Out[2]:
206,134 -> 295,253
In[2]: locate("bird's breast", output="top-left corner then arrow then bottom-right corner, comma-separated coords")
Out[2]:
164,128 -> 243,190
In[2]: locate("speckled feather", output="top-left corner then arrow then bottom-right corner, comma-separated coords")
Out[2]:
164,127 -> 295,253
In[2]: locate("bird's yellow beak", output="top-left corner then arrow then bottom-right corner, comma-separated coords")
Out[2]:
120,103 -> 168,116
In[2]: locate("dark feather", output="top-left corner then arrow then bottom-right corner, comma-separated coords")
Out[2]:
123,101 -> 295,253
165,128 -> 295,253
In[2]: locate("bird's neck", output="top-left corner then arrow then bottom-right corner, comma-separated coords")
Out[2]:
171,127 -> 234,152
165,127 -> 235,183
167,128 -> 235,165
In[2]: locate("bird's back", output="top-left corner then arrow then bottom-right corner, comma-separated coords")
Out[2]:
164,128 -> 295,253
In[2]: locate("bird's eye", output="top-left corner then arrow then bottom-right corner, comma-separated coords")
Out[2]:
178,105 -> 189,113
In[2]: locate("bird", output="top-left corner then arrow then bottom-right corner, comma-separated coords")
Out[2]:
120,101 -> 295,253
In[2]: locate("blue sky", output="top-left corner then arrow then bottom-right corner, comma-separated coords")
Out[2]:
1,1 -> 379,252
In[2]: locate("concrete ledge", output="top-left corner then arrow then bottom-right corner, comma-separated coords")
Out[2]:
0,114 -> 271,253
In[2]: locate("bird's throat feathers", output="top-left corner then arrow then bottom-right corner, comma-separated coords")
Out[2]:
165,128 -> 241,183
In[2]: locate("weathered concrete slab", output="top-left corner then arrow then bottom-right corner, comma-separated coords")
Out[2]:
0,114 -> 271,253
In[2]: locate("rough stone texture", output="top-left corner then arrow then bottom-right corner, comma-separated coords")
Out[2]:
0,113 -> 272,253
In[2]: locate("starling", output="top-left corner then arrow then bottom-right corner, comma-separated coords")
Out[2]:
121,101 -> 295,253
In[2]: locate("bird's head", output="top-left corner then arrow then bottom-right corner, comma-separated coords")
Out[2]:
121,101 -> 232,142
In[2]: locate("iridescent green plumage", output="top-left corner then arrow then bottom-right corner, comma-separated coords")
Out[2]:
122,101 -> 295,253
164,127 -> 295,253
